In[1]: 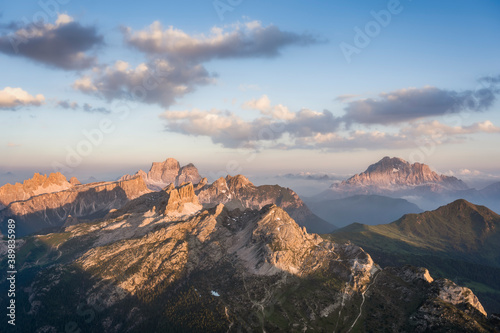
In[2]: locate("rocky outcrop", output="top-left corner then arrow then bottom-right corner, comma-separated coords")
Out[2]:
121,158 -> 202,190
0,176 -> 150,236
0,172 -> 76,208
159,183 -> 202,216
196,174 -> 336,233
434,279 -> 487,316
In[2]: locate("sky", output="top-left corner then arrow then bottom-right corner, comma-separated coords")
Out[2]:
0,0 -> 499,190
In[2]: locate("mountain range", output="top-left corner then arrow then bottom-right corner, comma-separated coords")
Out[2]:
0,184 -> 495,332
0,158 -> 335,237
1,156 -> 499,332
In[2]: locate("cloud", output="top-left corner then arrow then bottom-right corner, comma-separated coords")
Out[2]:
123,20 -> 320,62
402,120 -> 500,139
74,21 -> 319,108
342,86 -> 498,125
0,14 -> 103,70
160,108 -> 276,148
335,94 -> 360,102
479,74 -> 500,85
0,87 -> 44,109
73,59 -> 213,108
7,142 -> 21,148
160,96 -> 341,148
242,94 -> 296,120
57,100 -> 110,113
160,91 -> 500,151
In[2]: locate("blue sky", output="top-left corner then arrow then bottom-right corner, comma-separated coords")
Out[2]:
1,0 -> 499,187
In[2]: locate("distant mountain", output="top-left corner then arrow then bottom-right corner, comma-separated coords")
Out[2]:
0,176 -> 149,236
337,156 -> 467,190
196,174 -> 336,234
305,194 -> 422,227
326,199 -> 500,313
121,157 -> 202,190
0,172 -> 79,209
316,156 -> 472,210
1,188 -> 494,332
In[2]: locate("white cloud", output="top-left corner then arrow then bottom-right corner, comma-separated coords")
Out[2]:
0,87 -> 44,109
242,94 -> 296,120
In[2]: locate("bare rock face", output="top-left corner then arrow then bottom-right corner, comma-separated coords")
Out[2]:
159,183 -> 202,216
176,163 -> 202,185
148,157 -> 180,184
434,279 -> 487,316
121,158 -> 202,190
0,176 -> 150,236
196,174 -> 336,233
337,156 -> 468,190
0,172 -> 76,207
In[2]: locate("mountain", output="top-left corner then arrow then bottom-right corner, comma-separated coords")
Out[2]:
121,157 -> 202,190
305,194 -> 423,227
326,199 -> 500,314
0,187 -> 494,332
316,156 -> 470,210
0,172 -> 77,209
337,156 -> 467,190
0,176 -> 149,237
196,174 -> 336,234
476,182 -> 500,213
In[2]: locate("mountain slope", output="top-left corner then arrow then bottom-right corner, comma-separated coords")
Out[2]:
0,188 -> 493,332
326,199 -> 500,313
305,194 -> 423,227
196,174 -> 336,233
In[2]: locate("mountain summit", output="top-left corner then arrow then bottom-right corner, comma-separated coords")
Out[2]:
0,172 -> 78,209
121,157 -> 202,190
336,156 -> 467,190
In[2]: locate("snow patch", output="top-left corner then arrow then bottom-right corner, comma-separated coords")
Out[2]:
211,290 -> 220,297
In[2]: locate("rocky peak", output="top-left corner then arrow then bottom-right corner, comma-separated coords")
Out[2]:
159,182 -> 201,216
0,172 -> 75,207
196,175 -> 335,233
149,157 -> 181,183
120,157 -> 203,190
226,174 -> 253,190
335,156 -> 468,190
69,176 -> 81,186
176,163 -> 202,185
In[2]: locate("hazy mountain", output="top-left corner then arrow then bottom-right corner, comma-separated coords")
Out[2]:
315,156 -> 475,210
196,174 -> 336,234
326,199 -> 500,313
0,188 -> 493,332
121,157 -> 202,190
305,194 -> 423,227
